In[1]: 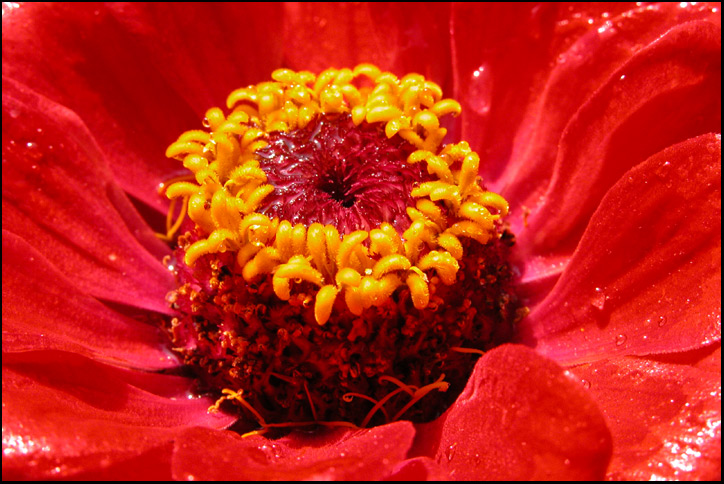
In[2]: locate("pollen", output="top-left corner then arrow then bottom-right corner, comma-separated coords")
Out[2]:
161,65 -> 520,430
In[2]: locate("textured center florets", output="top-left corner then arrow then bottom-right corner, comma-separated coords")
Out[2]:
256,114 -> 424,234
160,65 -> 521,435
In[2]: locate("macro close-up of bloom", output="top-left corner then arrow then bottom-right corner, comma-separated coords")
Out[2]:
2,2 -> 721,481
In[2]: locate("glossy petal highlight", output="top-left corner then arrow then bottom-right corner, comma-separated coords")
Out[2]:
571,348 -> 721,480
1,351 -> 235,480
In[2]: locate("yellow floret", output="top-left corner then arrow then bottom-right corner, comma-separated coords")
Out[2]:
162,64 -> 508,324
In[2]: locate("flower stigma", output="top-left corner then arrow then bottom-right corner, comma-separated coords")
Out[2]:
160,65 -> 522,435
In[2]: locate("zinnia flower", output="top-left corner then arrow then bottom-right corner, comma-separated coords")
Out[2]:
2,2 -> 720,480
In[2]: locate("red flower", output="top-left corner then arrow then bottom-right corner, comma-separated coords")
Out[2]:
2,2 -> 720,480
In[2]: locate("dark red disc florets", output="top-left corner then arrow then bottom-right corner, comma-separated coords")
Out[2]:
162,113 -> 521,432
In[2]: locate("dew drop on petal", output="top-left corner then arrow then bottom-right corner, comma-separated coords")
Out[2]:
591,287 -> 607,310
657,316 -> 667,327
581,379 -> 591,390
655,161 -> 672,179
467,66 -> 493,116
1,2 -> 21,18
615,333 -> 627,346
446,442 -> 458,462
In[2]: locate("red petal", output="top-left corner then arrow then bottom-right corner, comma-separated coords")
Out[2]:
413,345 -> 612,480
171,422 -> 415,480
517,17 -> 721,258
2,231 -> 175,370
520,134 -> 721,364
570,347 -> 721,480
106,3 -> 284,119
63,443 -> 174,481
2,78 -> 175,315
486,3 -> 720,205
385,456 -> 448,481
282,3 -> 452,89
2,3 -> 284,211
1,350 -> 235,480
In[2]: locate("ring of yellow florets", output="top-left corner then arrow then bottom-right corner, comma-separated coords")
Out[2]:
163,64 -> 509,326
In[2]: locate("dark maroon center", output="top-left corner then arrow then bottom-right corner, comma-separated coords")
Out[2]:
255,114 -> 425,234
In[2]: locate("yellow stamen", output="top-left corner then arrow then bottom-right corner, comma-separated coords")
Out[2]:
390,374 -> 449,422
164,65 -> 508,322
213,388 -> 362,438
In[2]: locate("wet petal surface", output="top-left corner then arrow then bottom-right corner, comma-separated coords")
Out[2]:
570,347 -> 721,480
171,422 -> 415,480
2,350 -> 234,480
520,134 -> 721,364
2,231 -> 175,370
2,78 -> 174,315
413,345 -> 612,480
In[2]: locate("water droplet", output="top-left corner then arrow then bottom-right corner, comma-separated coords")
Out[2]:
1,3 -> 22,17
313,15 -> 328,28
202,117 -> 211,128
657,316 -> 667,327
597,20 -> 614,34
445,442 -> 457,462
466,66 -> 492,116
615,334 -> 627,346
591,288 -> 606,310
581,379 -> 591,389
655,161 -> 672,179
619,74 -> 626,81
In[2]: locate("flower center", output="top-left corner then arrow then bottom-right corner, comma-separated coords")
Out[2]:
256,113 -> 423,234
160,65 -> 522,435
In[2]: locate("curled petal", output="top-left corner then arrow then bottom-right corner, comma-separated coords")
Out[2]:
2,79 -> 174,315
170,421 -> 415,480
2,2 -> 285,211
520,134 -> 721,364
413,345 -> 612,480
570,347 -> 721,480
518,18 -> 721,256
2,232 -> 174,370
1,350 -> 235,480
